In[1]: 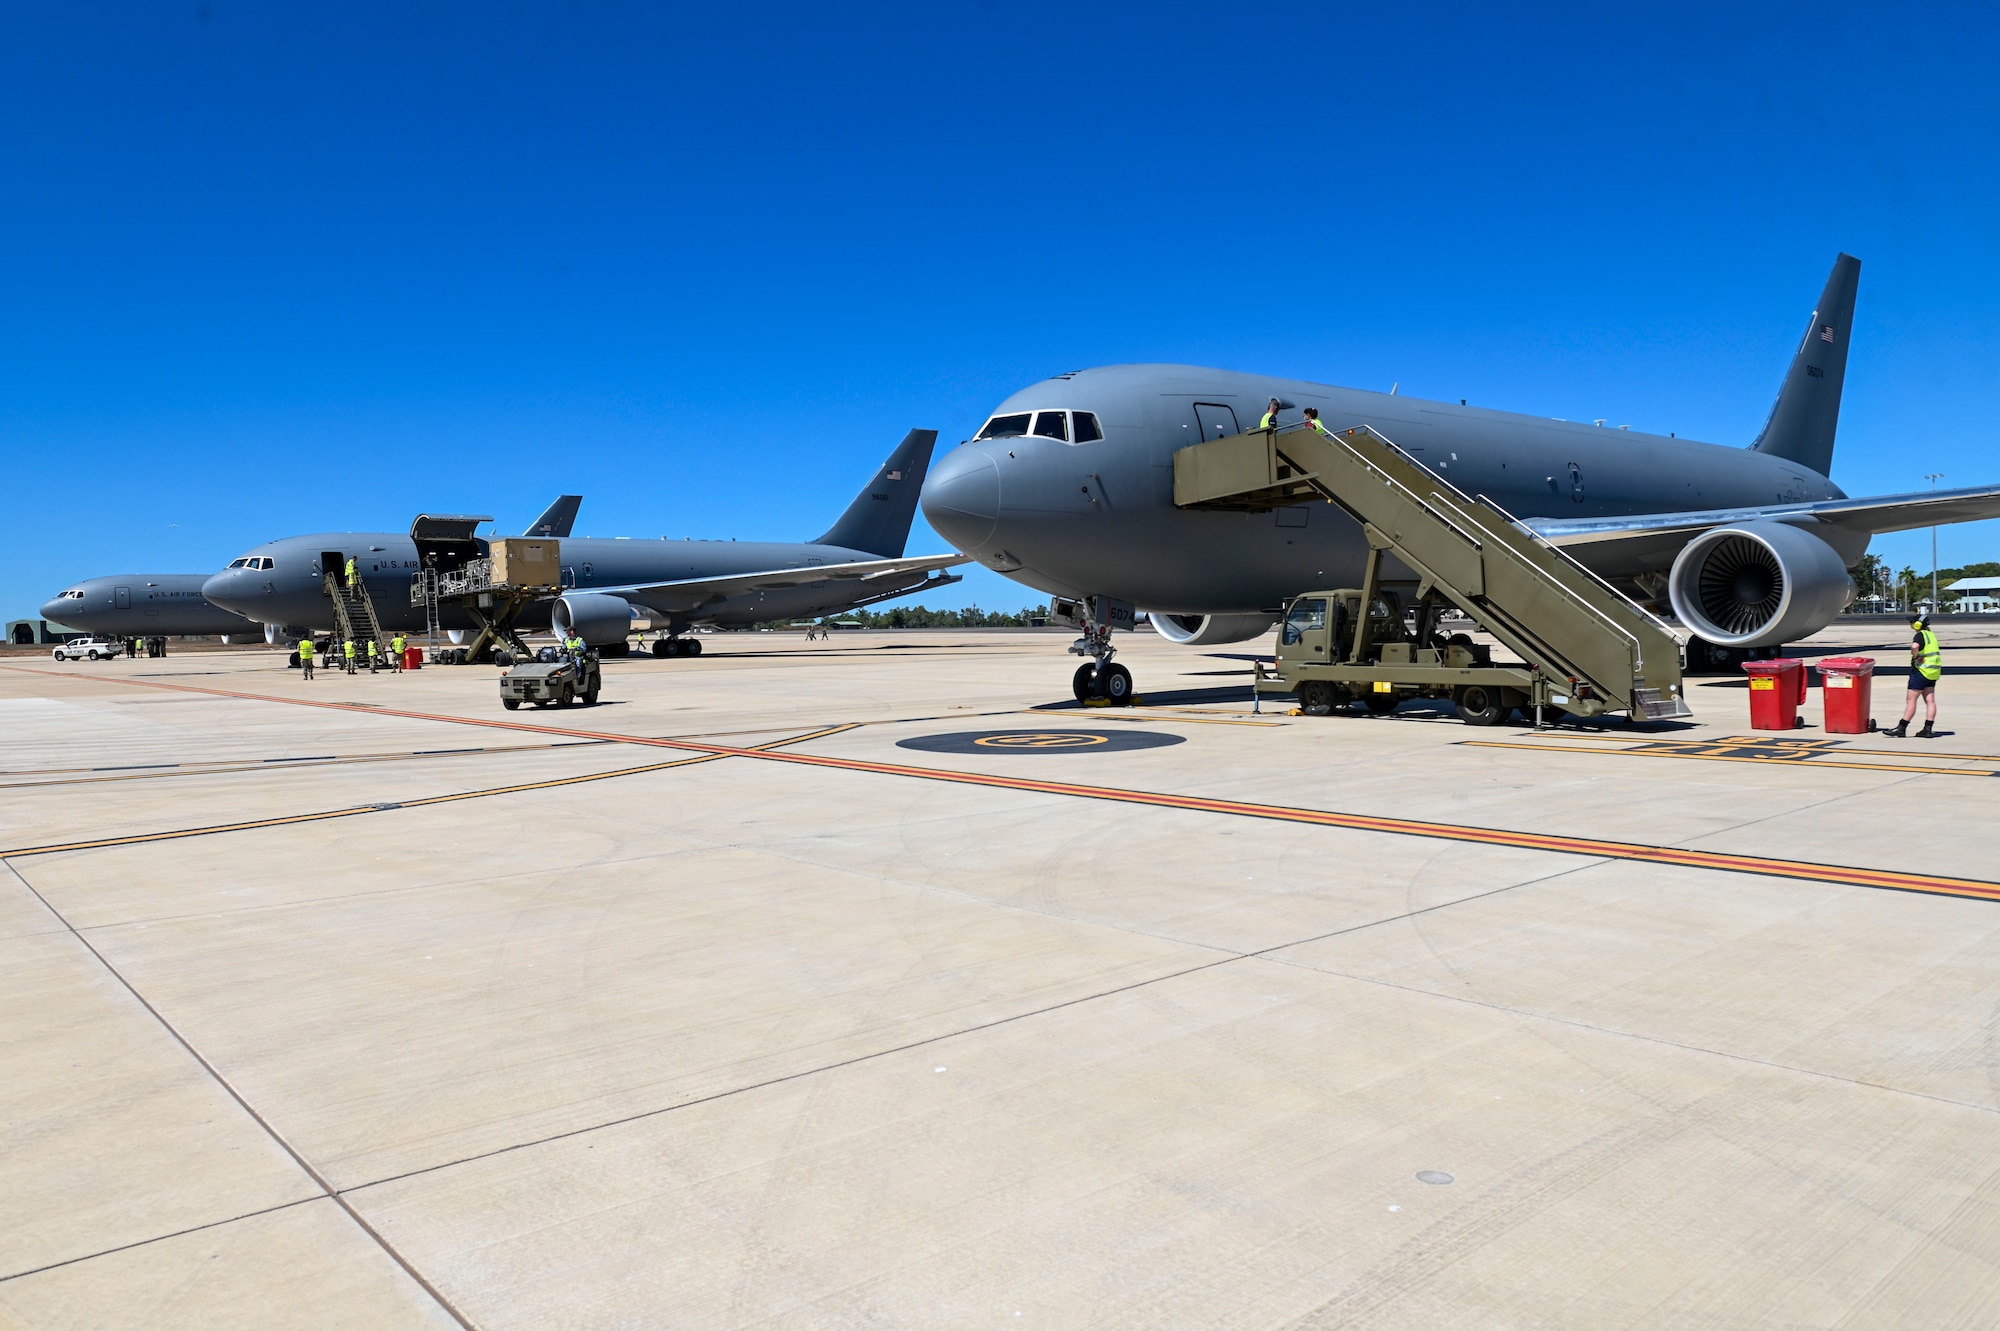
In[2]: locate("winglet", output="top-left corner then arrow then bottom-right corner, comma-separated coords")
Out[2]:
813,430 -> 939,558
524,495 -> 582,538
1750,253 -> 1860,477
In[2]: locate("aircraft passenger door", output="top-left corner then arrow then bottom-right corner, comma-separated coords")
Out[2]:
1193,403 -> 1240,441
114,585 -> 130,610
321,551 -> 346,586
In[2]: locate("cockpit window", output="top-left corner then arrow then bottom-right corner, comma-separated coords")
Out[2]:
975,413 -> 1032,439
227,558 -> 248,568
1031,411 -> 1068,441
1072,412 -> 1103,442
256,557 -> 275,570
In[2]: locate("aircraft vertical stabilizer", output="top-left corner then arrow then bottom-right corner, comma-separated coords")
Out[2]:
524,495 -> 583,538
1750,253 -> 1860,477
814,429 -> 939,557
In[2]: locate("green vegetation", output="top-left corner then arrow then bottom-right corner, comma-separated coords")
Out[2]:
755,604 -> 1051,630
1852,553 -> 2000,606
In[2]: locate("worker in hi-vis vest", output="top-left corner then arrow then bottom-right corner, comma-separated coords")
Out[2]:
297,636 -> 315,680
1259,398 -> 1281,430
343,638 -> 357,673
344,556 -> 359,588
1886,613 -> 1943,738
391,634 -> 407,671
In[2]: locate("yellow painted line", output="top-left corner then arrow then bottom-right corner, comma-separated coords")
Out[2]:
0,723 -> 855,861
1461,740 -> 2000,779
8,669 -> 1995,903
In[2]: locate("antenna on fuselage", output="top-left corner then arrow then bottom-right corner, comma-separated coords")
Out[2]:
1390,382 -> 1399,395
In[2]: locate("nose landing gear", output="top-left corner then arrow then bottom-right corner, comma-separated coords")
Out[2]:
1062,595 -> 1137,706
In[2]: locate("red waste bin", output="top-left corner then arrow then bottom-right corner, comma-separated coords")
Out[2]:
404,647 -> 424,670
1742,658 -> 1804,729
1818,656 -> 1875,734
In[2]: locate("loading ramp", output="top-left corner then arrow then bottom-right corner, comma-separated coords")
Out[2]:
1173,422 -> 1689,722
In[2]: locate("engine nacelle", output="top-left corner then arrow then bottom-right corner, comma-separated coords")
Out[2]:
552,592 -> 639,647
1668,521 -> 1854,649
1148,612 -> 1278,646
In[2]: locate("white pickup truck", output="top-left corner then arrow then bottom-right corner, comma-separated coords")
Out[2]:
52,637 -> 123,662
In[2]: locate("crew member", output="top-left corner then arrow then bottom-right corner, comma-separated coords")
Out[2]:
125,636 -> 137,659
1260,398 -> 1282,430
1303,406 -> 1333,436
298,636 -> 316,680
345,556 -> 359,589
343,637 -> 357,674
1886,613 -> 1942,738
390,633 -> 407,672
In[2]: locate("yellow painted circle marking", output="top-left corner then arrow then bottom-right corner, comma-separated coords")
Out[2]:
973,732 -> 1110,749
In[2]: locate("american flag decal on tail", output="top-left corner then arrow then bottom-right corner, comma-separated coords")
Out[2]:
1821,325 -> 1835,343
886,470 -> 902,480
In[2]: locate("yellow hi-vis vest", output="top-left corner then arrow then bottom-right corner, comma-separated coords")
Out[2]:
392,636 -> 406,653
344,640 -> 356,659
1259,410 -> 1278,429
1917,627 -> 1942,680
298,639 -> 314,658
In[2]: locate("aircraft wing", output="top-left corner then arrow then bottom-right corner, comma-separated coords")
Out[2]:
582,553 -> 971,614
1524,483 -> 2000,576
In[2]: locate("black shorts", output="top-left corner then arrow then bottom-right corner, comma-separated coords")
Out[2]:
1908,669 -> 1937,692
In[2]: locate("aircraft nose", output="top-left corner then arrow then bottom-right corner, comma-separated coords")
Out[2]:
39,597 -> 69,623
202,570 -> 248,611
921,443 -> 1000,549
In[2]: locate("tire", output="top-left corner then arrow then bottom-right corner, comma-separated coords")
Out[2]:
51,649 -> 63,661
652,639 -> 671,658
686,639 -> 702,657
501,697 -> 521,711
1363,690 -> 1399,714
1300,680 -> 1336,716
1072,663 -> 1098,702
1454,684 -> 1507,726
493,650 -> 512,667
556,684 -> 575,708
1099,663 -> 1134,705
583,681 -> 600,705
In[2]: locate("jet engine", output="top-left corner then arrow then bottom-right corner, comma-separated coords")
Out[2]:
1148,613 -> 1279,646
1667,521 -> 1853,649
552,592 -> 639,647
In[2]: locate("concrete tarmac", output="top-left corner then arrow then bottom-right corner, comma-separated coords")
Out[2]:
4,621 -> 1999,1329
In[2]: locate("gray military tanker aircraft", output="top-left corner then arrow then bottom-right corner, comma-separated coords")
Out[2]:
38,495 -> 585,643
922,253 -> 2000,702
203,430 -> 965,652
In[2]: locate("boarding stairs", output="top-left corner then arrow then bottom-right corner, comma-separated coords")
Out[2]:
323,572 -> 389,670
1173,421 -> 1690,720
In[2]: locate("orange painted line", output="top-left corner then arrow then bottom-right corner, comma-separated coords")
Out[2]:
8,667 -> 1998,903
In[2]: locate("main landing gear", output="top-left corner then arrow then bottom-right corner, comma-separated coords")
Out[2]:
650,636 -> 703,659
1063,595 -> 1136,706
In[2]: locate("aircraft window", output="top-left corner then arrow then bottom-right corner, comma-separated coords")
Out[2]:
1031,411 -> 1069,441
1280,598 -> 1327,647
1072,412 -> 1103,443
227,558 -> 248,569
976,413 -> 1032,439
258,558 -> 276,570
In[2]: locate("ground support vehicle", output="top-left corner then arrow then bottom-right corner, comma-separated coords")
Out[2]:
498,652 -> 601,710
1174,421 -> 1691,726
51,637 -> 121,661
414,550 -> 554,664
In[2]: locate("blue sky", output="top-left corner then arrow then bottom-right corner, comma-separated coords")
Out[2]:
4,2 -> 1997,619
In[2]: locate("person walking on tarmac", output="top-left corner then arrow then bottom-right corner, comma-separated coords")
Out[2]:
298,636 -> 316,680
1885,613 -> 1943,738
1259,398 -> 1282,430
390,633 -> 407,672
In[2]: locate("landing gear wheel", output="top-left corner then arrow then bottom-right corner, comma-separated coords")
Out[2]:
685,639 -> 702,657
1072,663 -> 1098,702
502,698 -> 521,711
1099,662 -> 1134,706
652,639 -> 672,658
1363,690 -> 1400,715
1299,680 -> 1337,717
1453,684 -> 1506,726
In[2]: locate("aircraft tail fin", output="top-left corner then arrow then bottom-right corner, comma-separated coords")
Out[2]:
814,429 -> 939,557
524,495 -> 582,538
1749,253 -> 1860,477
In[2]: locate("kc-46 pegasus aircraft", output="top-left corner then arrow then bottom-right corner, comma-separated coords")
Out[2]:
40,495 -> 585,643
922,253 -> 2000,702
203,430 -> 966,651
